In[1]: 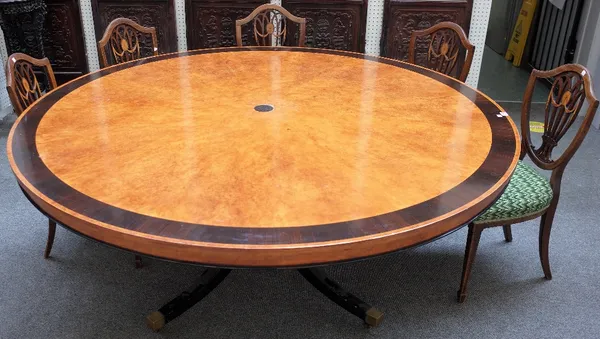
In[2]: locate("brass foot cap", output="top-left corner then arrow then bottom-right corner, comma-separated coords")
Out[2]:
457,292 -> 467,303
365,308 -> 384,327
146,311 -> 165,332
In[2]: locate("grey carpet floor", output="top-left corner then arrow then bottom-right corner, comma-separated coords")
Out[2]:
1,103 -> 599,339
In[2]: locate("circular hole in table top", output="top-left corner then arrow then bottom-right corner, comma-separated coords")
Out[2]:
254,104 -> 274,112
31,50 -> 496,229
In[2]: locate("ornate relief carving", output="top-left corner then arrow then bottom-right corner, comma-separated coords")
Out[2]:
290,9 -> 354,51
102,5 -> 165,55
92,0 -> 176,53
43,3 -> 77,68
0,0 -> 47,58
190,6 -> 260,49
38,0 -> 87,83
388,11 -> 460,61
381,0 -> 473,63
283,0 -> 366,52
187,1 -> 364,51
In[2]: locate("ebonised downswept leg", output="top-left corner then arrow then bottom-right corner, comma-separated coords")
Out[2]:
147,268 -> 231,331
298,268 -> 383,327
44,219 -> 57,259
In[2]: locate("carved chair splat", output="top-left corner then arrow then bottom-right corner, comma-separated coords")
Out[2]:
98,17 -> 158,68
236,4 -> 306,47
5,53 -> 57,115
408,22 -> 474,82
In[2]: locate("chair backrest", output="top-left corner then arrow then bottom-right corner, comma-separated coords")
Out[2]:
5,53 -> 57,115
408,22 -> 474,82
98,18 -> 158,68
521,64 -> 599,182
235,4 -> 306,47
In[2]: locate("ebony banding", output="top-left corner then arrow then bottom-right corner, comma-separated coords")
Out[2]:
8,47 -> 519,267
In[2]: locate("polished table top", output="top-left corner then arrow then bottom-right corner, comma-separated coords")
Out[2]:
8,47 -> 520,267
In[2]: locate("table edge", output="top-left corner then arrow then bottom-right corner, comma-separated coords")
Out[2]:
7,47 -> 521,267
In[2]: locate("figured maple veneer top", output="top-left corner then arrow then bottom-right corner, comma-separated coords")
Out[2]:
8,47 -> 519,266
35,51 -> 489,227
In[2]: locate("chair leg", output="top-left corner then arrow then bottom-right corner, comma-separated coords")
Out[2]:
44,219 -> 57,259
43,220 -> 147,269
502,225 -> 513,242
539,208 -> 556,280
457,223 -> 483,303
135,255 -> 143,269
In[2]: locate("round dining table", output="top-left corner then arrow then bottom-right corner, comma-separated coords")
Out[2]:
8,46 -> 519,330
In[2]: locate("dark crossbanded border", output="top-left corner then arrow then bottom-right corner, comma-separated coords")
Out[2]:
8,47 -> 519,267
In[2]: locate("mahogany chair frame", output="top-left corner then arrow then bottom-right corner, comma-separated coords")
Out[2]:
457,64 -> 599,303
98,17 -> 158,68
5,53 -> 57,115
408,22 -> 475,82
6,53 -> 58,258
235,4 -> 306,47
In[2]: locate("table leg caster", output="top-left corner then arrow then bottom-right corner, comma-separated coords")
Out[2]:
146,311 -> 166,332
365,307 -> 384,327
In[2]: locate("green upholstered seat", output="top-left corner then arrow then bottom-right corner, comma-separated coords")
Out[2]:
474,161 -> 553,225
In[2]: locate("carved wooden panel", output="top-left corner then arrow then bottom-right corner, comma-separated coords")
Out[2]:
186,0 -> 267,50
381,0 -> 473,61
91,0 -> 177,54
283,0 -> 367,52
42,0 -> 88,84
0,0 -> 47,59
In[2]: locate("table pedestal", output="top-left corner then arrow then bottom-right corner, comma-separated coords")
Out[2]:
146,268 -> 383,331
